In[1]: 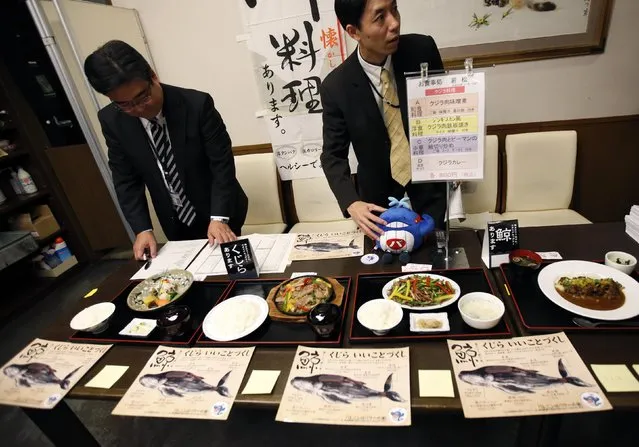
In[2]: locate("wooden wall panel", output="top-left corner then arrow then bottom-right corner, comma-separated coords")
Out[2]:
46,144 -> 130,251
488,115 -> 639,222
233,114 -> 639,224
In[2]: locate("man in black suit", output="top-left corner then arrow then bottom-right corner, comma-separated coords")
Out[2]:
321,0 -> 446,240
84,40 -> 247,260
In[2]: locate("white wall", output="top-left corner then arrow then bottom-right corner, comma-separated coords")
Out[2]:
112,0 -> 638,146
112,0 -> 269,145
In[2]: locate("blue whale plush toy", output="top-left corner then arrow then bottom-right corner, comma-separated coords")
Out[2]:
375,197 -> 435,265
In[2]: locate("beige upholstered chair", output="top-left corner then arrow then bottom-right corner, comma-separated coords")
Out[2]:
289,176 -> 357,233
451,135 -> 500,229
499,131 -> 590,227
235,153 -> 287,234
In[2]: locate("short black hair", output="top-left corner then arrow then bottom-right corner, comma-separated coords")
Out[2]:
335,0 -> 368,30
83,40 -> 153,95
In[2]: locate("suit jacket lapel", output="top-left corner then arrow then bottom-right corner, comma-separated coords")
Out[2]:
345,50 -> 386,134
161,84 -> 188,184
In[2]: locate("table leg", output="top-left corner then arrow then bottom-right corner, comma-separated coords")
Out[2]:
23,400 -> 100,447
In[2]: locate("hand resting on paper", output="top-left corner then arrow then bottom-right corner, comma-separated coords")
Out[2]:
207,220 -> 237,245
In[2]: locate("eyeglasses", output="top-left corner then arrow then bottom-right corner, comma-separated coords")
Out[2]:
114,82 -> 153,111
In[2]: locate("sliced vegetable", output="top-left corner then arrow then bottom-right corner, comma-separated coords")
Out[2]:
387,275 -> 456,307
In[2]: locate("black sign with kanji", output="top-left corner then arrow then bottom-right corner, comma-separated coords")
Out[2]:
487,219 -> 519,255
221,239 -> 260,279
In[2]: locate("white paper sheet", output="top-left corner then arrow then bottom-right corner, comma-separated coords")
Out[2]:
131,240 -> 208,280
187,234 -> 295,276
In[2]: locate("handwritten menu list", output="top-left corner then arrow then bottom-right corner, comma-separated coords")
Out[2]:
407,73 -> 486,182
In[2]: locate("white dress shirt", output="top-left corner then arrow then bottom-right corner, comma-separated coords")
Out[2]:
138,113 -> 227,234
357,47 -> 397,114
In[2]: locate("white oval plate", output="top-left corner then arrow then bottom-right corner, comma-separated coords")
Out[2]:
70,302 -> 116,331
537,260 -> 639,321
382,273 -> 461,311
202,294 -> 268,342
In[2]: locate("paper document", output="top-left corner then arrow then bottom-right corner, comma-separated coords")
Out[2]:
187,234 -> 295,276
289,230 -> 364,262
131,240 -> 208,280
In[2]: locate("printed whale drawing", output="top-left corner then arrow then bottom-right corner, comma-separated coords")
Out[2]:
139,370 -> 232,398
3,363 -> 81,390
290,373 -> 404,404
294,239 -> 359,253
458,359 -> 591,394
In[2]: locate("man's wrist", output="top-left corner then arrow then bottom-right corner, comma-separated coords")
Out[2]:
210,216 -> 229,224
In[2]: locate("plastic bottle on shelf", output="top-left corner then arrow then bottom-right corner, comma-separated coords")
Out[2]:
42,247 -> 62,268
53,237 -> 72,262
10,169 -> 25,195
17,166 -> 38,194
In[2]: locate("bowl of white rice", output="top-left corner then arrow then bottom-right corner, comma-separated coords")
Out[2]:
357,299 -> 403,336
202,294 -> 268,341
458,292 -> 504,330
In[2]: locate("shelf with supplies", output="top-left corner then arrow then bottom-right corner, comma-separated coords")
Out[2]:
37,228 -> 65,247
0,190 -> 49,217
0,150 -> 28,167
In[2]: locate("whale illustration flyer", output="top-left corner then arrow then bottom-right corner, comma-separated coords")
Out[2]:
276,346 -> 411,426
0,338 -> 111,409
113,346 -> 254,420
447,332 -> 612,418
289,230 -> 365,262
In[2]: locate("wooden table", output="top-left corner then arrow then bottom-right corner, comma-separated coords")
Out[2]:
24,225 -> 639,445
48,230 -> 483,410
488,222 -> 639,411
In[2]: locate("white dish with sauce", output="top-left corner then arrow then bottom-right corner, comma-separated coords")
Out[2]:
537,260 -> 639,321
409,312 -> 449,332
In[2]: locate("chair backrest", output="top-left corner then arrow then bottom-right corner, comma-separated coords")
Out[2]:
461,135 -> 499,214
234,153 -> 284,225
505,130 -> 577,212
292,176 -> 344,222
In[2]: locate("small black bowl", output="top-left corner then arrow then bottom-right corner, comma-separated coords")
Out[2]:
307,303 -> 341,338
157,305 -> 191,336
509,249 -> 542,270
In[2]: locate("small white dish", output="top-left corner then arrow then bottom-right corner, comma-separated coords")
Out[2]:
202,294 -> 268,342
70,302 -> 116,333
605,251 -> 637,275
458,292 -> 504,330
356,299 -> 403,336
119,318 -> 157,337
409,312 -> 450,332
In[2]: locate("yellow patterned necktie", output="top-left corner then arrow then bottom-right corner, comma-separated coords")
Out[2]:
381,68 -> 411,186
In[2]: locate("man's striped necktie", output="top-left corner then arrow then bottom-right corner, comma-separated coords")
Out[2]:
148,118 -> 196,226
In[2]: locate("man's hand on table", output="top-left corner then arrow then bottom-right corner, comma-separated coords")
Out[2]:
347,201 -> 387,241
133,231 -> 157,260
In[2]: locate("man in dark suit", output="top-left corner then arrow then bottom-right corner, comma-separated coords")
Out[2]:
321,0 -> 446,240
84,40 -> 247,260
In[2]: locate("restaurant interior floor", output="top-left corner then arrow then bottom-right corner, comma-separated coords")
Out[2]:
0,260 -> 635,447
